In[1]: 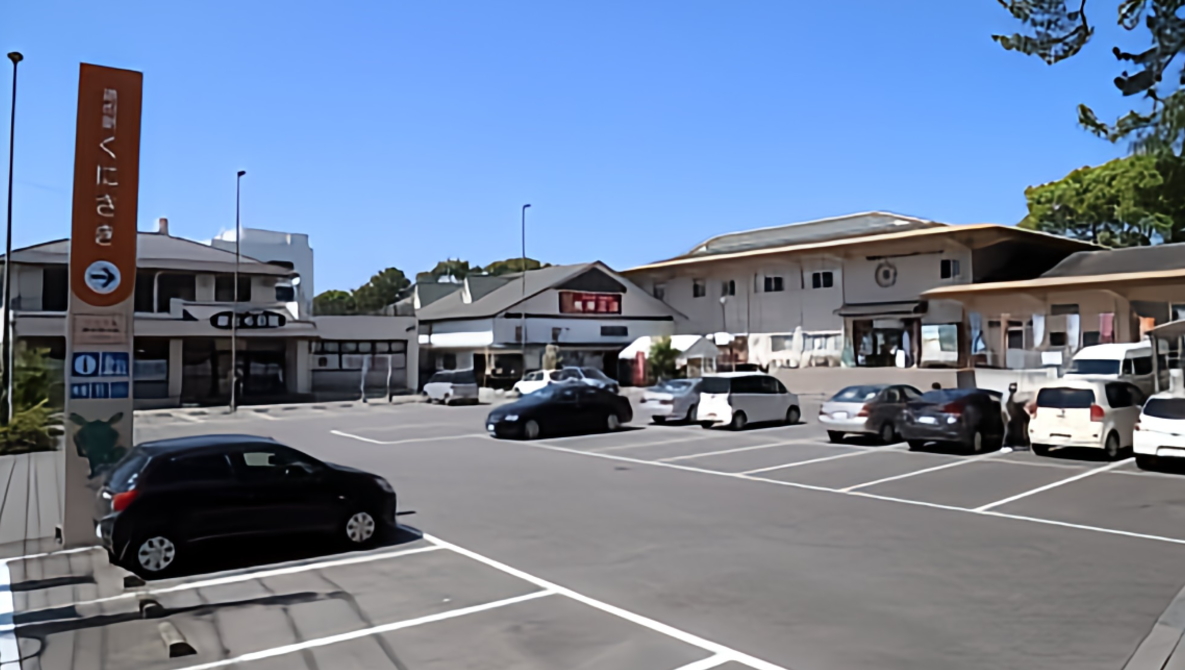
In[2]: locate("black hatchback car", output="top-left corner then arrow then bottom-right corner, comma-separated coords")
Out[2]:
95,434 -> 397,577
899,388 -> 1006,453
486,382 -> 633,439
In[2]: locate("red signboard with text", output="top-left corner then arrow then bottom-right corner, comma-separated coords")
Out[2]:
559,291 -> 621,315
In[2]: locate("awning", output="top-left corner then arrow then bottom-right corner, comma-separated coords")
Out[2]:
835,301 -> 926,318
618,335 -> 719,360
1149,319 -> 1185,341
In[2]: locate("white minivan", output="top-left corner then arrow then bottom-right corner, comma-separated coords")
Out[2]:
1064,343 -> 1160,396
422,369 -> 479,405
696,372 -> 800,430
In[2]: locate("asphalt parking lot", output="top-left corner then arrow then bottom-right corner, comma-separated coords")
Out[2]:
11,396 -> 1185,669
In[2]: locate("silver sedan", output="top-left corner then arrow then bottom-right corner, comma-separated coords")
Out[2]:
641,379 -> 702,424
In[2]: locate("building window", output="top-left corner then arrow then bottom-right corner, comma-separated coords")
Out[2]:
551,327 -> 562,342
1051,304 -> 1080,315
135,273 -> 155,313
157,273 -> 197,313
692,279 -> 706,298
215,275 -> 252,303
811,271 -> 834,289
653,283 -> 666,301
41,267 -> 68,311
940,259 -> 961,279
601,325 -> 628,337
721,280 -> 736,297
1049,332 -> 1068,347
763,276 -> 784,293
514,326 -> 523,343
275,285 -> 295,302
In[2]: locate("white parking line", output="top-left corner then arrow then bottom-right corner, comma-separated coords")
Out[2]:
499,439 -> 1185,547
175,589 -> 556,670
589,432 -> 721,452
249,411 -> 280,421
740,445 -> 902,476
330,430 -> 485,445
673,654 -> 731,670
0,561 -> 17,668
840,448 -> 1010,492
974,457 -> 1135,512
425,533 -> 787,670
659,440 -> 815,462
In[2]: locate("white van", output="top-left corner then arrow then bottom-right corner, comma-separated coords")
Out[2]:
696,372 -> 800,430
422,369 -> 479,405
1064,343 -> 1160,396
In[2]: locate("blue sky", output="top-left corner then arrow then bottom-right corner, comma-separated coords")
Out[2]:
2,1 -> 1146,293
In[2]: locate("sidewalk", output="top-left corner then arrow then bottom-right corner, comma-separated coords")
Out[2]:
0,451 -> 62,548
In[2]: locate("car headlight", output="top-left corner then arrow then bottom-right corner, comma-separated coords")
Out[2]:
374,477 -> 394,493
504,414 -> 519,421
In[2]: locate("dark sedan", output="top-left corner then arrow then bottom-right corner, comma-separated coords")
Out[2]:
899,388 -> 1006,453
487,382 -> 633,439
95,434 -> 397,577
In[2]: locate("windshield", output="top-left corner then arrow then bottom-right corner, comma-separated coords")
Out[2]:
658,380 -> 696,393
1037,387 -> 1095,409
1144,398 -> 1185,420
831,385 -> 883,402
1067,359 -> 1121,376
580,368 -> 613,382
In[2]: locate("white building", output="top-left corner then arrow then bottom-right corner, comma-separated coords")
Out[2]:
4,219 -> 417,407
415,262 -> 684,387
210,227 -> 314,319
623,212 -> 1094,369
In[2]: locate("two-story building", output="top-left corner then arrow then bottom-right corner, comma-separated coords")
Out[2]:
415,261 -> 684,386
3,219 -> 417,407
623,212 -> 1095,368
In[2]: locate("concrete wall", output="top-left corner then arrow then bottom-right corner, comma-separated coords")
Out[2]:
490,315 -> 673,346
772,366 -> 962,396
842,248 -> 970,305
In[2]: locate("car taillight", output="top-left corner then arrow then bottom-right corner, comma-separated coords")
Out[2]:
112,490 -> 139,512
1090,404 -> 1105,422
941,402 -> 964,414
856,404 -> 870,417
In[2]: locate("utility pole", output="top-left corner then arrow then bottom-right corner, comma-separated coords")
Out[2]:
230,170 -> 245,412
3,52 -> 23,424
520,204 -> 530,372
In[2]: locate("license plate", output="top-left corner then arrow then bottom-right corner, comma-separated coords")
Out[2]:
918,416 -> 937,425
832,411 -> 848,420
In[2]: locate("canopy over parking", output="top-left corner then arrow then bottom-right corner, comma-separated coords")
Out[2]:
1146,319 -> 1185,393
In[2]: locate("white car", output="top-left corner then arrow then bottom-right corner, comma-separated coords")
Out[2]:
696,372 -> 800,430
1133,392 -> 1185,469
512,367 -> 620,396
642,379 -> 702,424
1064,343 -> 1161,397
1028,379 -> 1144,460
422,369 -> 479,405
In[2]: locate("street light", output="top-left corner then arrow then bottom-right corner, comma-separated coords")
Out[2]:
520,204 -> 530,372
3,52 -> 23,425
719,295 -> 732,372
230,170 -> 246,413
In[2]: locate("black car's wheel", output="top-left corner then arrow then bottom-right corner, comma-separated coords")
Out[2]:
1104,432 -> 1122,461
342,510 -> 379,548
1136,454 -> 1158,470
1032,443 -> 1049,456
606,413 -> 621,432
827,430 -> 845,443
129,531 -> 182,578
785,406 -> 801,426
878,422 -> 896,444
907,440 -> 926,451
522,419 -> 541,440
700,421 -> 714,429
729,412 -> 747,431
651,416 -> 667,425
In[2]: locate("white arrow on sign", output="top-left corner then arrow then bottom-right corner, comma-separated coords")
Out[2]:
84,260 -> 121,295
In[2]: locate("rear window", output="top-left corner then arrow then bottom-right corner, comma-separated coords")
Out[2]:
1067,359 -> 1120,375
106,451 -> 151,492
1144,398 -> 1185,420
581,368 -> 612,382
429,371 -> 452,384
452,369 -> 476,384
660,380 -> 695,392
1036,388 -> 1095,409
832,386 -> 882,402
701,377 -> 731,394
1132,356 -> 1154,375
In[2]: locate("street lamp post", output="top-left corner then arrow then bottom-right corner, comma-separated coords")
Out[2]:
3,52 -> 23,425
719,295 -> 732,372
520,204 -> 530,373
230,170 -> 246,413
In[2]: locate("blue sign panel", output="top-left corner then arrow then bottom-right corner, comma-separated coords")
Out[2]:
100,352 -> 129,377
89,382 -> 110,399
109,381 -> 130,399
69,383 -> 91,399
72,352 -> 99,377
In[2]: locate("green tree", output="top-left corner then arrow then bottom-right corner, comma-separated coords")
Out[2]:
1019,154 -> 1185,246
482,258 -> 550,276
313,289 -> 356,316
416,259 -> 475,284
0,346 -> 60,454
994,1 -> 1185,154
353,267 -> 412,313
648,337 -> 679,381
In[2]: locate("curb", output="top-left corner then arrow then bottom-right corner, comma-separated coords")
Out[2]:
1123,581 -> 1185,669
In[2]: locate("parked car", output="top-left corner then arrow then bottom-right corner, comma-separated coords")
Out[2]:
819,384 -> 923,444
423,369 -> 479,405
95,435 -> 397,577
1028,379 -> 1143,460
696,372 -> 800,430
642,379 -> 702,424
1064,343 -> 1163,396
1133,392 -> 1185,469
512,367 -> 620,396
899,387 -> 1005,453
486,382 -> 633,439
